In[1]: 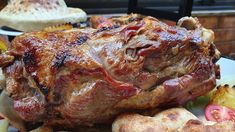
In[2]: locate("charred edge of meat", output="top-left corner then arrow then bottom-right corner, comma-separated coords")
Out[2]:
54,111 -> 62,119
50,92 -> 62,105
52,51 -> 69,70
209,44 -> 221,63
188,41 -> 199,51
209,44 -> 215,57
33,77 -> 49,96
215,65 -> 220,79
24,122 -> 44,131
216,85 -> 221,89
23,50 -> 50,95
76,35 -> 88,45
23,49 -> 38,73
96,25 -> 120,33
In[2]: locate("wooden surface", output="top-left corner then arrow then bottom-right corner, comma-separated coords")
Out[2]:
161,14 -> 235,60
196,15 -> 235,60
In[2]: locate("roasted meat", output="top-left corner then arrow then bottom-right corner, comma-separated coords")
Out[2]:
0,14 -> 220,130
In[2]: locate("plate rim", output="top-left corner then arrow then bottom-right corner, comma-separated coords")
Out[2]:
0,27 -> 23,36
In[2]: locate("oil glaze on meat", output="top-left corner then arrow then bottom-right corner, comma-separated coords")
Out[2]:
0,14 -> 220,130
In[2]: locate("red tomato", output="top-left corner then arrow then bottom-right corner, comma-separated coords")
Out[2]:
205,104 -> 235,122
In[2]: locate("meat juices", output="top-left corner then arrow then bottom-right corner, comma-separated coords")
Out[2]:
0,14 -> 220,129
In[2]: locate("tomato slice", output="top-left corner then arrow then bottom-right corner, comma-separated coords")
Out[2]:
205,104 -> 235,122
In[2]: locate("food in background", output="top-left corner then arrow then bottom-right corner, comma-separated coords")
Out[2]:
205,104 -> 235,122
205,85 -> 235,122
0,0 -> 87,32
113,108 -> 235,132
210,85 -> 235,110
0,36 -> 8,52
43,23 -> 73,32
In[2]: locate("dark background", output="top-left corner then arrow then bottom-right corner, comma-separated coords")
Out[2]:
65,0 -> 235,14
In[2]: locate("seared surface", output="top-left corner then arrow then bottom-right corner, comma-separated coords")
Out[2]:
0,14 -> 220,129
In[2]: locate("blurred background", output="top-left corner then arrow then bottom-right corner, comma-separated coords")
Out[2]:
0,0 -> 235,59
65,0 -> 235,14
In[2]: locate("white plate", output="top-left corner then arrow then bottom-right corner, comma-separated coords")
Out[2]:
0,27 -> 23,37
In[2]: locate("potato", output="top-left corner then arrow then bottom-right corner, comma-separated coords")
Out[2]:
0,38 -> 7,52
210,85 -> 235,110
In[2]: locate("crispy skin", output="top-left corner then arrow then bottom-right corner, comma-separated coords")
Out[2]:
0,14 -> 220,129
